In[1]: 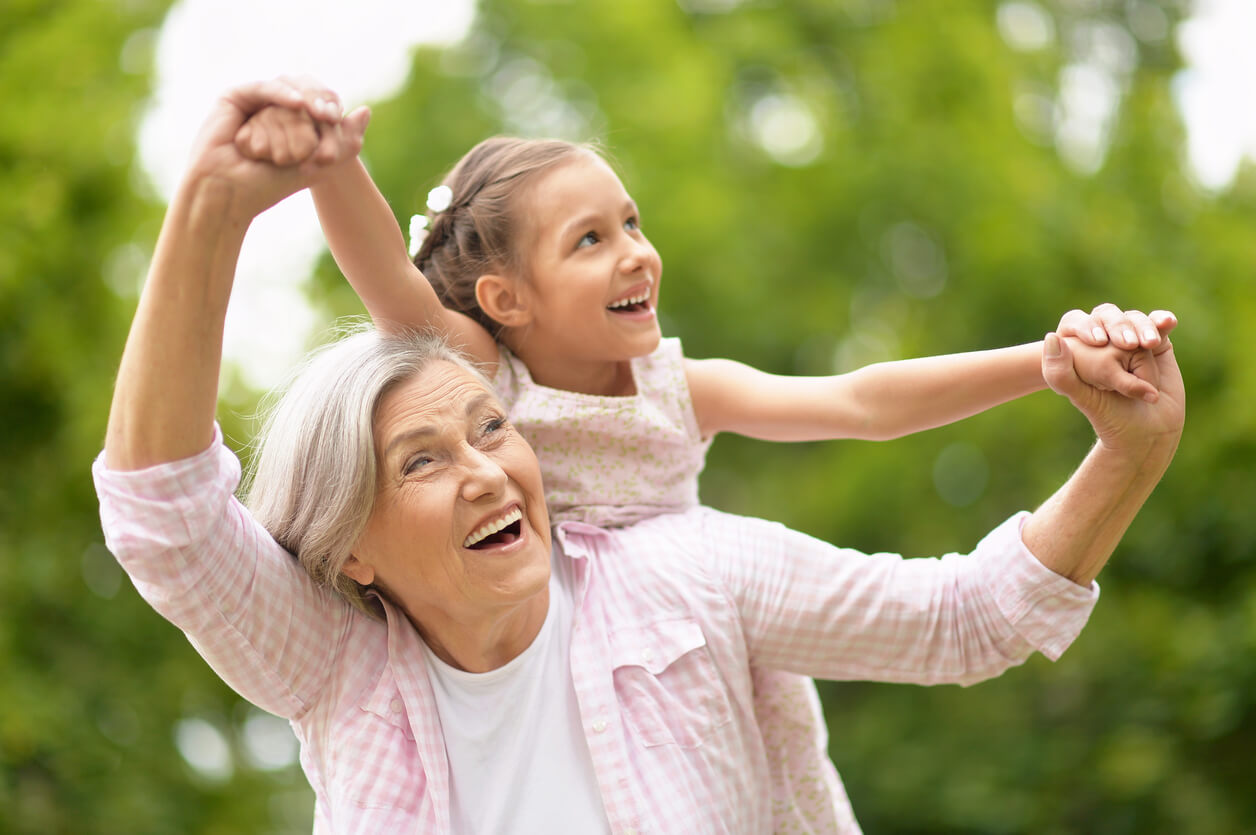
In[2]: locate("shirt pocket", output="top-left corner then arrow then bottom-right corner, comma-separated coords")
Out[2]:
332,670 -> 424,812
610,618 -> 733,749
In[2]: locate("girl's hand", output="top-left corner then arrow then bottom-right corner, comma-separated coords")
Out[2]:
236,105 -> 322,166
1056,304 -> 1177,351
235,77 -> 349,166
184,78 -> 367,218
1065,338 -> 1160,402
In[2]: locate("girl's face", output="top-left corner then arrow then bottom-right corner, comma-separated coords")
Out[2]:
510,152 -> 663,369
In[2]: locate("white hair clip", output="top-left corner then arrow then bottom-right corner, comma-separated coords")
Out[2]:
426,184 -> 453,213
408,214 -> 429,257
409,186 -> 456,256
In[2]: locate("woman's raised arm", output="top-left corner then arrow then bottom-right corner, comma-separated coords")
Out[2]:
105,80 -> 366,471
1021,330 -> 1185,585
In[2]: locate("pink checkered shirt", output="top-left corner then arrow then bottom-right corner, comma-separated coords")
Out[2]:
94,429 -> 1098,834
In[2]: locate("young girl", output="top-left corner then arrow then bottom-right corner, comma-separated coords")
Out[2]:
237,96 -> 1170,832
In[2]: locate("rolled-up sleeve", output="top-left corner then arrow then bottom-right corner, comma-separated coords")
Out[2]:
706,509 -> 1098,686
93,426 -> 350,718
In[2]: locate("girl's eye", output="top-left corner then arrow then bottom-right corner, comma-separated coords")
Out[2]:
577,230 -> 599,248
624,216 -> 640,232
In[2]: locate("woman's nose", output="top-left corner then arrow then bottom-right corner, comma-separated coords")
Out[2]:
459,445 -> 507,501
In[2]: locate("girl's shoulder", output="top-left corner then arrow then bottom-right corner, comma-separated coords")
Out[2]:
633,336 -> 688,394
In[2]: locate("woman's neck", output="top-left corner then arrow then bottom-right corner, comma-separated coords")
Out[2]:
408,588 -> 551,673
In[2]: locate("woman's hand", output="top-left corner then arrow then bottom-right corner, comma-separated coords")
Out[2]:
1024,325 -> 1184,584
105,78 -> 369,471
182,78 -> 367,218
1062,308 -> 1177,403
1055,303 -> 1176,352
1043,325 -> 1185,455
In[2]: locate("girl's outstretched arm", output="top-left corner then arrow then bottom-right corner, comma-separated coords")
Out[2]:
236,99 -> 499,366
686,306 -> 1176,442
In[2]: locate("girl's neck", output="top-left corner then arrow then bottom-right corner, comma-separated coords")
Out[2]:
514,347 -> 638,397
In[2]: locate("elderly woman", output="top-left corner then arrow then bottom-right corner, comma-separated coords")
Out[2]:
96,82 -> 1184,834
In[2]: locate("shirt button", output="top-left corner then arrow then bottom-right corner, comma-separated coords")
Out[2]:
623,828 -> 638,835
591,719 -> 607,733
641,649 -> 654,665
389,699 -> 402,713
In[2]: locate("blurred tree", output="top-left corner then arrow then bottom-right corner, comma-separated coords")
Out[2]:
7,0 -> 1253,832
1,1 -> 311,832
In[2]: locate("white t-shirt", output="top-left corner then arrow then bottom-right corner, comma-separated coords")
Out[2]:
420,558 -> 610,834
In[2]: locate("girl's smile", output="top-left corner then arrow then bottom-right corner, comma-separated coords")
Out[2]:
606,280 -> 655,317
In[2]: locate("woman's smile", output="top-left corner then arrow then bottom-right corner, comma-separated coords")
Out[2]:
463,503 -> 525,550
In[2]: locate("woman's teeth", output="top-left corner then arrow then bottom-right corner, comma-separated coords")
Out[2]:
464,507 -> 523,548
607,290 -> 650,310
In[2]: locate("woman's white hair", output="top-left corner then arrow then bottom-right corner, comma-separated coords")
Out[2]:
241,323 -> 489,617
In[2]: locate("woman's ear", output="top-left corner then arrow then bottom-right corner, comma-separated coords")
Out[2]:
341,554 -> 375,587
475,274 -> 533,329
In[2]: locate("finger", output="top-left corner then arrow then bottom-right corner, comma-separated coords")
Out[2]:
1041,332 -> 1083,399
1123,309 -> 1161,349
234,122 -> 265,160
287,76 -> 342,125
309,105 -> 369,167
1056,308 -> 1108,346
1090,302 -> 1140,349
1105,352 -> 1160,403
343,105 -> 370,142
266,73 -> 340,120
281,110 -> 319,163
222,78 -> 306,120
309,95 -> 341,124
290,74 -> 342,120
288,116 -> 319,162
1150,309 -> 1178,337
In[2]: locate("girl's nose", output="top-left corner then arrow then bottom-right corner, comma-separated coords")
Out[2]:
619,234 -> 654,273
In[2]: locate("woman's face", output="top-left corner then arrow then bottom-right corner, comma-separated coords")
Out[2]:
345,361 -> 552,635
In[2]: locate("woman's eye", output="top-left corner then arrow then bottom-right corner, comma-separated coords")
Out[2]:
577,230 -> 599,248
481,416 -> 507,437
403,455 -> 433,475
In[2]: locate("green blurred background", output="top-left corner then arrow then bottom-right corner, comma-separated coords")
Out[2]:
4,0 -> 1254,832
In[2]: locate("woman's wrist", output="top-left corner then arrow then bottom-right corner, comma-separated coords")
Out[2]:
1093,428 -> 1181,480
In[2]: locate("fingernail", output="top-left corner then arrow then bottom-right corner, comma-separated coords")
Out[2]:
1092,327 -> 1106,342
1122,329 -> 1137,346
1144,391 -> 1158,403
1143,327 -> 1157,342
1044,333 -> 1061,357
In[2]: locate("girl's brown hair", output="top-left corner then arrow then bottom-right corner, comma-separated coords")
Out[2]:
412,136 -> 595,337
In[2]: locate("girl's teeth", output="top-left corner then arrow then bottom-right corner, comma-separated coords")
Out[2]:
609,291 -> 649,309
464,507 -> 523,548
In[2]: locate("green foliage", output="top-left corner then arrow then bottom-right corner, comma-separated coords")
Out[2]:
1,1 -> 310,832
7,0 -> 1254,832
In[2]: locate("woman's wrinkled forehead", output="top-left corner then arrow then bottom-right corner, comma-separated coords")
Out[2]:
373,362 -> 502,455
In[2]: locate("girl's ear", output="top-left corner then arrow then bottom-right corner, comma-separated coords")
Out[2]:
341,554 -> 375,587
475,274 -> 533,329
